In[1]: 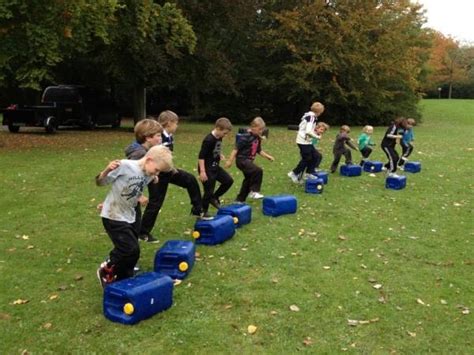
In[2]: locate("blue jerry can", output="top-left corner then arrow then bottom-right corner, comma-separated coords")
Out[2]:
305,178 -> 324,194
363,161 -> 383,173
316,171 -> 329,184
217,203 -> 252,228
385,175 -> 407,190
193,214 -> 235,245
340,164 -> 362,176
404,161 -> 421,173
103,272 -> 173,325
154,240 -> 195,280
262,195 -> 297,217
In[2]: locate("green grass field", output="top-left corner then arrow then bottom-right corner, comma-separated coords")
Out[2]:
0,100 -> 472,353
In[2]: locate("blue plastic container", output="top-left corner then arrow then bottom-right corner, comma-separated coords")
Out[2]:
154,240 -> 195,280
103,272 -> 173,325
305,178 -> 324,194
193,214 -> 235,245
316,171 -> 329,184
385,175 -> 407,190
363,161 -> 384,173
217,203 -> 252,228
262,195 -> 297,217
340,164 -> 362,176
404,161 -> 421,173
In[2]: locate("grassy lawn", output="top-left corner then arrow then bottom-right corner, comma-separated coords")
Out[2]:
0,100 -> 472,353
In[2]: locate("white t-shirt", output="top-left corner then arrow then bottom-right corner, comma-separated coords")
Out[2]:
296,111 -> 319,145
100,160 -> 152,223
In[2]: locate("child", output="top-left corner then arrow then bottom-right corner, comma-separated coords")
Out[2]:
358,125 -> 376,166
288,102 -> 325,183
138,111 -> 208,242
225,116 -> 274,202
123,118 -> 163,243
310,121 -> 330,175
381,117 -> 406,175
198,117 -> 234,215
96,145 -> 173,288
398,118 -> 416,169
330,125 -> 358,173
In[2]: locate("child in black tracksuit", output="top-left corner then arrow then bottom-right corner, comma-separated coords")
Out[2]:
198,117 -> 234,216
330,125 -> 358,173
381,117 -> 406,174
225,117 -> 274,202
137,111 -> 206,242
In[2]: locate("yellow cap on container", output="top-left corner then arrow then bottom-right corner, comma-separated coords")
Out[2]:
123,303 -> 134,315
233,217 -> 239,224
192,231 -> 200,239
179,262 -> 189,272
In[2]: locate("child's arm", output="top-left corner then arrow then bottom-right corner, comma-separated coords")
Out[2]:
224,149 -> 237,169
259,150 -> 275,162
346,138 -> 358,151
198,159 -> 208,182
137,195 -> 148,206
95,160 -> 121,186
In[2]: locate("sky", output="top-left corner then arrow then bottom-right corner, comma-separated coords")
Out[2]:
416,0 -> 474,43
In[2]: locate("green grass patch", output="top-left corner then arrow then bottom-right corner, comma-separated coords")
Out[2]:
0,100 -> 472,353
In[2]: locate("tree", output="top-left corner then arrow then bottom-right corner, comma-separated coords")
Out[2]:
0,0 -> 117,91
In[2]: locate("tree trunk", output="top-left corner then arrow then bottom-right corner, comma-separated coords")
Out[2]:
133,85 -> 146,124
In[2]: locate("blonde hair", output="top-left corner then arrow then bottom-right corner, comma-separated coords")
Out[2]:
215,117 -> 232,131
362,125 -> 373,134
316,121 -> 329,131
157,110 -> 179,128
250,116 -> 265,128
134,118 -> 163,144
407,118 -> 416,126
340,125 -> 350,133
310,102 -> 325,115
143,145 -> 174,172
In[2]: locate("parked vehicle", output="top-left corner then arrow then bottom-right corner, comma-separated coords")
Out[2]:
1,85 -> 121,133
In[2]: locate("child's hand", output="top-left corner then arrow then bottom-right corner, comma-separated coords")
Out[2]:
220,154 -> 226,161
96,202 -> 104,211
199,171 -> 208,182
152,175 -> 159,184
224,161 -> 232,169
268,155 -> 275,162
138,195 -> 148,206
107,160 -> 121,172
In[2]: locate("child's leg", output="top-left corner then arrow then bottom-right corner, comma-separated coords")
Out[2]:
140,175 -> 169,236
398,143 -> 413,166
170,169 -> 203,215
330,152 -> 342,173
359,147 -> 372,165
382,145 -> 398,173
306,145 -> 318,174
201,171 -> 217,213
343,149 -> 353,165
102,218 -> 140,280
314,149 -> 323,169
213,166 -> 234,200
236,160 -> 254,201
293,144 -> 313,178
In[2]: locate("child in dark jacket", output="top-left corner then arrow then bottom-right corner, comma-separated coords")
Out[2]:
225,116 -> 274,202
330,125 -> 358,173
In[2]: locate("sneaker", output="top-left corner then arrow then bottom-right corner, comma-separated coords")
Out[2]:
97,262 -> 116,289
287,171 -> 300,184
304,173 -> 319,180
209,198 -> 221,209
388,173 -> 400,178
248,191 -> 264,199
398,166 -> 405,171
139,233 -> 159,243
381,166 -> 388,171
199,212 -> 214,220
133,264 -> 141,274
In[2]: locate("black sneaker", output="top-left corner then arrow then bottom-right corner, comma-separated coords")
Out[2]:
139,233 -> 159,243
190,207 -> 202,218
97,262 -> 116,289
209,198 -> 221,209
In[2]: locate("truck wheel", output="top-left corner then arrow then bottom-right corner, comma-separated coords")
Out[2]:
8,124 -> 20,133
85,114 -> 97,130
45,116 -> 57,133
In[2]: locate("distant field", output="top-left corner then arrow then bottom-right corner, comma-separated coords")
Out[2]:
0,99 -> 472,353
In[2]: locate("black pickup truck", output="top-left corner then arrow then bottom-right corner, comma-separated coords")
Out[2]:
1,85 -> 121,133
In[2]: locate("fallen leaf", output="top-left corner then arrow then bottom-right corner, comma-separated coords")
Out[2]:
224,304 -> 232,310
49,294 -> 59,301
173,279 -> 182,286
462,308 -> 470,315
373,284 -> 383,290
368,278 -> 377,283
26,245 -> 35,249
289,304 -> 300,312
57,285 -> 68,291
338,235 -> 347,241
416,298 -> 425,306
440,299 -> 448,305
360,264 -> 367,269
323,266 -> 331,270
247,325 -> 257,334
21,235 -> 29,240
303,337 -> 314,346
407,331 -> 417,337
13,299 -> 29,305
74,275 -> 83,281
347,319 -> 358,326
43,322 -> 52,329
270,310 -> 278,315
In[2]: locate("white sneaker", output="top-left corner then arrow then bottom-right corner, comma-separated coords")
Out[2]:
287,171 -> 300,184
399,166 -> 405,171
388,173 -> 400,178
248,191 -> 264,199
381,167 -> 387,171
304,173 -> 318,180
